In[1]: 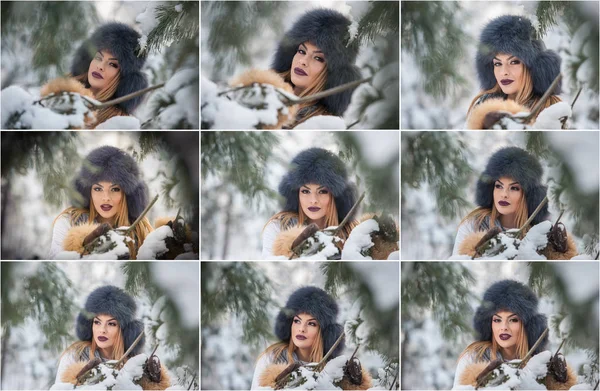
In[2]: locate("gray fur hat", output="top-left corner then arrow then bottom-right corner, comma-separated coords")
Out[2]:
474,280 -> 548,355
278,148 -> 358,223
70,22 -> 148,114
271,8 -> 361,116
76,285 -> 145,357
476,15 -> 562,96
73,146 -> 149,222
274,286 -> 345,359
476,147 -> 549,226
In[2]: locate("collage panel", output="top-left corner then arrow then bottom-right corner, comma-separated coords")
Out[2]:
1,1 -> 199,131
201,261 -> 399,390
401,261 -> 599,390
401,131 -> 599,261
201,1 -> 399,130
201,131 -> 399,260
401,1 -> 599,130
1,131 -> 199,260
0,261 -> 199,390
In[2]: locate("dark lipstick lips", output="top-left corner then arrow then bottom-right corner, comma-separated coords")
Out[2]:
308,207 -> 321,212
499,334 -> 511,341
501,79 -> 513,85
294,67 -> 307,76
498,201 -> 510,206
98,336 -> 108,342
295,335 -> 307,340
101,204 -> 112,211
92,71 -> 104,79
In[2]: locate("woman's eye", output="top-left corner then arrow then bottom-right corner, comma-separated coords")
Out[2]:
493,62 -> 501,67
511,186 -> 520,191
510,318 -> 519,323
94,320 -> 101,325
308,322 -> 317,327
111,187 -> 121,192
298,49 -> 306,55
493,318 -> 500,323
301,189 -> 310,194
495,184 -> 502,189
294,319 -> 300,324
93,187 -> 102,191
108,322 -> 117,327
510,60 -> 521,65
315,56 -> 324,63
319,190 -> 329,194
110,62 -> 118,68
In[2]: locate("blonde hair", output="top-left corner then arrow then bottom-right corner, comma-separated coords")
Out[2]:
459,321 -> 529,362
467,62 -> 562,119
258,320 -> 324,364
73,72 -> 128,128
279,65 -> 330,127
263,192 -> 357,240
460,189 -> 529,236
54,192 -> 153,259
60,320 -> 126,362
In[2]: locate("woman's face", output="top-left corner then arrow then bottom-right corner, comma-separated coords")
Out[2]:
290,41 -> 326,92
291,312 -> 319,351
492,310 -> 522,351
91,181 -> 123,221
493,53 -> 524,97
87,50 -> 120,93
299,183 -> 331,224
493,176 -> 522,216
93,314 -> 119,353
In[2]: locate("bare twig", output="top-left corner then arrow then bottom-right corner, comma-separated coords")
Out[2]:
389,369 -> 399,390
594,379 -> 599,390
333,192 -> 366,235
121,194 -> 159,235
570,86 -> 583,110
94,83 -> 165,109
514,195 -> 548,238
114,330 -> 145,368
522,74 -> 562,123
217,84 -> 250,97
551,339 -> 566,362
517,327 -> 549,369
349,344 -> 360,361
284,76 -> 372,107
553,210 -> 565,227
187,371 -> 197,390
314,332 -> 345,372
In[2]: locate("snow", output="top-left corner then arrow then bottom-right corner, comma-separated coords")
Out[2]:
533,102 -> 571,129
135,4 -> 160,52
299,231 -> 341,260
554,262 -> 599,304
78,231 -> 132,260
1,85 -> 90,129
137,225 -> 174,260
158,67 -> 199,129
95,116 -> 141,129
341,219 -> 378,260
175,4 -> 183,13
294,115 -> 346,129
151,262 -> 199,328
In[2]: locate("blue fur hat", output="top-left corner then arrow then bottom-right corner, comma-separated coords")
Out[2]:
76,285 -> 145,357
476,147 -> 549,226
271,8 -> 361,116
275,286 -> 345,359
70,22 -> 148,114
73,146 -> 149,222
474,280 -> 548,355
278,148 -> 358,223
476,15 -> 562,96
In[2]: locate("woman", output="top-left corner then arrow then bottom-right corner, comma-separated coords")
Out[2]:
466,15 -> 562,129
453,280 -> 577,389
41,22 -> 148,128
452,147 -> 578,259
230,8 -> 361,129
262,148 -> 358,258
251,286 -> 371,390
49,146 -> 153,259
55,285 -> 170,389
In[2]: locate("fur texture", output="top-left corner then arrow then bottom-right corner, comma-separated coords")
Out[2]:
458,231 -> 486,258
540,233 -> 578,260
275,286 -> 345,359
73,146 -> 149,222
279,148 -> 358,223
40,77 -> 97,128
138,365 -> 171,390
337,367 -> 373,390
459,361 -> 488,386
63,223 -> 100,253
476,15 -> 562,96
61,361 -> 88,384
76,286 -> 145,357
70,23 -> 148,113
476,147 -> 549,226
544,364 -> 578,390
271,8 -> 361,116
474,280 -> 548,355
272,225 -> 305,258
467,98 -> 530,129
228,69 -> 298,129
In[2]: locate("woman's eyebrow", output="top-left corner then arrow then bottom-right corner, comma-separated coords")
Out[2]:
300,43 -> 324,54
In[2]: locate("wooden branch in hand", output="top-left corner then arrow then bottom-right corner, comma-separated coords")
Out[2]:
551,339 -> 566,362
517,327 -> 549,369
187,372 -> 197,390
289,223 -> 320,259
314,332 -> 345,372
93,83 -> 165,109
121,194 -> 159,235
114,330 -> 145,368
522,74 -> 562,123
283,76 -> 372,107
514,195 -> 548,238
474,226 -> 503,257
333,192 -> 365,235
